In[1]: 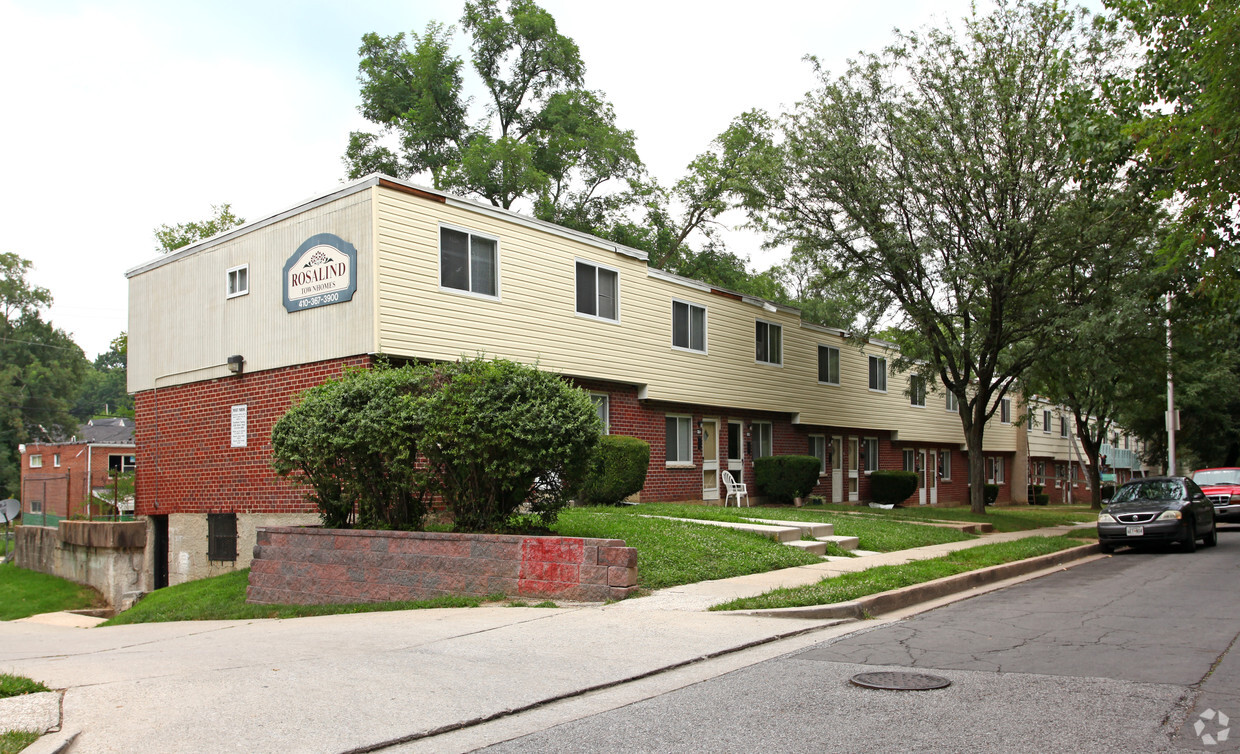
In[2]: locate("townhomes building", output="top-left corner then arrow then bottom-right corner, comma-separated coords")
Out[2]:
127,174 -> 1122,586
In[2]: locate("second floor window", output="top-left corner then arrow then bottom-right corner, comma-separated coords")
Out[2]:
755,321 -> 782,365
868,356 -> 887,392
1043,410 -> 1052,433
441,227 -> 497,296
576,261 -> 618,320
1000,398 -> 1012,424
909,376 -> 926,407
672,301 -> 706,352
818,345 -> 840,384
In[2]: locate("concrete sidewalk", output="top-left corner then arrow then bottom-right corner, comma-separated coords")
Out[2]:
0,524 -> 1095,753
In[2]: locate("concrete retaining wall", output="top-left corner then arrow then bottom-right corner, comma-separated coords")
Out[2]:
14,521 -> 147,609
247,527 -> 639,605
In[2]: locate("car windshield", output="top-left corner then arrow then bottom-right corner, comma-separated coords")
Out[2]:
1112,480 -> 1185,502
1192,469 -> 1240,486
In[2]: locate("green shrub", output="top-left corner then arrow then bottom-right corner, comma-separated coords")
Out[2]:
753,455 -> 821,503
984,484 -> 1000,506
271,365 -> 431,530
1034,493 -> 1050,506
576,435 -> 650,505
1100,483 -> 1115,501
418,358 -> 600,532
870,470 -> 919,506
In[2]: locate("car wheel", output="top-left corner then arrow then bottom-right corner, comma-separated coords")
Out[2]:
1204,518 -> 1219,547
1098,541 -> 1115,554
1182,518 -> 1198,553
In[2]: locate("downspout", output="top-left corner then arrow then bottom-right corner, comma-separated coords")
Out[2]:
86,444 -> 92,518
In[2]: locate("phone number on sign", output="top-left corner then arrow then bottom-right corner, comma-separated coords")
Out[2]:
297,292 -> 341,308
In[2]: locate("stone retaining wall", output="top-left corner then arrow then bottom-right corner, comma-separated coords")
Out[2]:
14,521 -> 147,609
246,527 -> 639,605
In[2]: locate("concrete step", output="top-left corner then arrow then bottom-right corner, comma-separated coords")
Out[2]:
784,539 -> 828,555
638,515 -> 803,543
850,549 -> 882,557
818,534 -> 860,550
743,518 -> 834,538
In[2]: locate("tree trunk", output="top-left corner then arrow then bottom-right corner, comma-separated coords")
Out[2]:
965,419 -> 987,514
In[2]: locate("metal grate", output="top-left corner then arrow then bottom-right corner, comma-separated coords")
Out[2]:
207,513 -> 238,562
1116,512 -> 1157,524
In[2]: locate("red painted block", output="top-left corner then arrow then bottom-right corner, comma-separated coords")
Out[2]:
521,537 -> 584,563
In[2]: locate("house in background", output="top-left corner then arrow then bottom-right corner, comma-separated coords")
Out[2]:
20,417 -> 136,525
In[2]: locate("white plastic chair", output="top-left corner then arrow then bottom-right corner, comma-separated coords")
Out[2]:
722,471 -> 749,508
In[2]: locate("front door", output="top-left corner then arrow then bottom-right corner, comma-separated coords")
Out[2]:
929,450 -> 938,505
728,420 -> 744,485
848,437 -> 860,502
918,450 -> 928,505
831,436 -> 843,503
702,418 -> 719,501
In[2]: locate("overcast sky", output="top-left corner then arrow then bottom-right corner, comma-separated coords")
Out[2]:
0,0 -> 1103,359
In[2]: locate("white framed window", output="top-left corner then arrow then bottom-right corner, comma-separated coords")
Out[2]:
1027,410 -> 1036,432
1000,398 -> 1012,424
868,356 -> 887,392
909,376 -> 926,407
590,393 -> 610,434
576,260 -> 619,321
946,391 -> 958,413
665,415 -> 693,465
987,456 -> 1005,485
1124,435 -> 1130,450
752,421 -> 773,458
109,454 -> 136,473
53,453 -> 60,468
440,225 -> 498,297
30,499 -> 42,514
817,345 -> 840,385
1060,416 -> 1068,438
862,437 -> 879,472
29,454 -> 42,468
755,321 -> 782,365
940,451 -> 951,480
809,435 -> 827,474
226,264 -> 249,299
902,449 -> 916,472
671,300 -> 706,352
1042,409 -> 1052,434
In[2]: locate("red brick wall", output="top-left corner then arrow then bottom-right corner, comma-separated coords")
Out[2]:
133,356 -> 371,516
246,527 -> 638,604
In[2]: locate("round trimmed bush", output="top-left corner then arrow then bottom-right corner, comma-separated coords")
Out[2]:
870,470 -> 919,506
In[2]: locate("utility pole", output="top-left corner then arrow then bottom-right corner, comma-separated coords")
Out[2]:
1166,293 -> 1178,475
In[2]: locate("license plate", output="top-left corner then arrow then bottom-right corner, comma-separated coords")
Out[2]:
1126,525 -> 1144,536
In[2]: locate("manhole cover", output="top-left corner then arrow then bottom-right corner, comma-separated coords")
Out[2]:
850,671 -> 951,691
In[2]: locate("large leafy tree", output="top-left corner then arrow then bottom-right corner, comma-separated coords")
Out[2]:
155,203 -> 245,253
72,332 -> 132,420
734,1 -> 1125,512
1105,0 -> 1240,300
346,0 -> 642,223
0,253 -> 88,497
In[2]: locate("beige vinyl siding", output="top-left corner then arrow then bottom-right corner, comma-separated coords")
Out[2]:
128,192 -> 375,392
375,187 -> 1009,447
1026,401 -> 1084,461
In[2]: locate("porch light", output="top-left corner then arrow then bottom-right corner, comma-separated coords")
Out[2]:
227,355 -> 245,374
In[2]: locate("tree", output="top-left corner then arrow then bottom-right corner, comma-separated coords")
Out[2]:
0,253 -> 88,497
735,1 -> 1124,513
155,204 -> 245,253
347,0 -> 643,224
72,332 -> 133,420
1105,0 -> 1240,301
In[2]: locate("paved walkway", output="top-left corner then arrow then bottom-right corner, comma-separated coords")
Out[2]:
0,524 -> 1093,754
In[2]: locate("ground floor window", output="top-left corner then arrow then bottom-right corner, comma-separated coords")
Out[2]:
903,449 -> 916,472
809,435 -> 827,474
862,438 -> 879,472
590,393 -> 610,434
29,499 -> 42,514
940,451 -> 951,480
207,513 -> 238,562
987,457 -> 1005,485
666,416 -> 692,464
109,454 -> 136,473
753,421 -> 773,458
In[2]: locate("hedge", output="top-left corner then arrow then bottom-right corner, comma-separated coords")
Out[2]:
753,455 -> 821,503
576,435 -> 651,505
870,470 -> 919,506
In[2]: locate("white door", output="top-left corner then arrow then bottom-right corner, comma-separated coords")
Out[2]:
929,451 -> 938,505
728,420 -> 744,485
831,436 -> 843,503
918,450 -> 928,505
701,418 -> 719,501
848,437 -> 859,502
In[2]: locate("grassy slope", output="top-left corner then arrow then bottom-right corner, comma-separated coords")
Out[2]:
0,563 -> 101,621
815,503 -> 1098,532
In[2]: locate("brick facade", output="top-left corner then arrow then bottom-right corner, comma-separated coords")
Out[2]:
246,527 -> 639,604
21,442 -> 132,519
133,355 -> 371,517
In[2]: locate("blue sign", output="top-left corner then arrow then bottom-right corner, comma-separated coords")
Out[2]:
282,233 -> 358,313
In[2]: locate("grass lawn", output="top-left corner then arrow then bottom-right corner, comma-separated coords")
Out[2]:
0,731 -> 40,754
815,503 -> 1098,532
101,569 -> 495,626
712,535 -> 1086,611
0,674 -> 49,699
553,508 -> 822,590
603,503 -> 977,552
0,563 -> 102,621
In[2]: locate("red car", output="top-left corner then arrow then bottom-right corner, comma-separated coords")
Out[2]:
1190,468 -> 1240,523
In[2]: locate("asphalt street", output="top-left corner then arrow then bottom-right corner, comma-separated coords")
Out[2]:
477,529 -> 1240,753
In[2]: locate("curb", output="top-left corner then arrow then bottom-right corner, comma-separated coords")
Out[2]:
727,542 -> 1102,619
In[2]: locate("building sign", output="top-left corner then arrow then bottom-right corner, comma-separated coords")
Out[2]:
231,404 -> 248,448
282,233 -> 358,312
